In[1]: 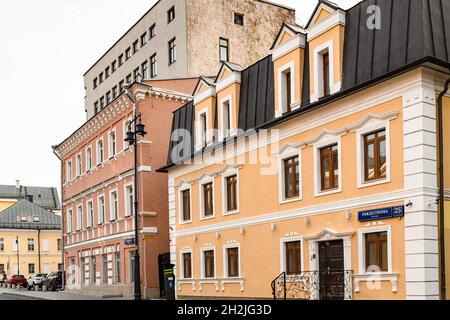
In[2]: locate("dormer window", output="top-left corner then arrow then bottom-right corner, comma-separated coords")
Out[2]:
221,98 -> 231,139
200,112 -> 207,148
322,51 -> 330,97
285,70 -> 292,112
278,64 -> 294,114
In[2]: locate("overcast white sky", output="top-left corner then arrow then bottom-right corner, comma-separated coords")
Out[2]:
0,0 -> 360,192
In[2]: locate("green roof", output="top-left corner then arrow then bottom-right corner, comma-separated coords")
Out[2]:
0,185 -> 60,210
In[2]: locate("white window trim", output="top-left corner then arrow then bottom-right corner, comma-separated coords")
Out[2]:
66,208 -> 73,234
221,167 -> 240,216
97,194 -> 105,225
179,248 -> 193,280
357,225 -> 393,275
356,121 -> 391,189
124,182 -> 134,217
199,176 -> 215,220
178,183 -> 193,225
85,145 -> 93,172
219,95 -> 236,141
76,205 -> 83,231
96,138 -> 104,165
313,135 -> 343,197
108,129 -> 117,159
200,246 -> 216,279
279,235 -> 304,274
76,153 -> 83,177
86,199 -> 94,228
276,61 -> 297,118
67,160 -> 72,182
109,189 -> 119,222
278,147 -> 302,204
223,243 -> 241,278
195,107 -> 211,151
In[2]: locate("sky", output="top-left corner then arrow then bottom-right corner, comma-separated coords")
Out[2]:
0,0 -> 361,192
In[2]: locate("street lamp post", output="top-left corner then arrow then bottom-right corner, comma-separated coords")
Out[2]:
124,86 -> 147,301
16,236 -> 19,275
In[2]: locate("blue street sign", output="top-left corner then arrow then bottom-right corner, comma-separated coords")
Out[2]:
124,238 -> 135,245
358,205 -> 405,222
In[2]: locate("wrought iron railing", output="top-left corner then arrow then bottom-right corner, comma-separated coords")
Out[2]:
271,270 -> 353,300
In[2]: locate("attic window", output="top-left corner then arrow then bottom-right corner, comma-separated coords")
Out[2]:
21,216 -> 27,222
322,51 -> 330,97
234,13 -> 244,26
33,216 -> 40,222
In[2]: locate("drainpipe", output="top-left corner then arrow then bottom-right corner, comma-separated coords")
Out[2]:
37,229 -> 41,273
52,147 -> 65,290
437,74 -> 450,300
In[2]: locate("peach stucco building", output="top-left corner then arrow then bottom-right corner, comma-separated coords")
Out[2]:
159,0 -> 450,300
53,78 -> 196,298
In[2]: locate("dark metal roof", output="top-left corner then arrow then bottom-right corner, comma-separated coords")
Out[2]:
0,199 -> 61,230
0,185 -> 60,211
167,101 -> 195,166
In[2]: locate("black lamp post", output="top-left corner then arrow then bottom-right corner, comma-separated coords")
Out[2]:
125,111 -> 147,300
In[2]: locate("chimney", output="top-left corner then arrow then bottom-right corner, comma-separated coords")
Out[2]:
15,180 -> 20,189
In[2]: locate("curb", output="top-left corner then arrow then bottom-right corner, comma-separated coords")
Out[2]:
1,292 -> 48,300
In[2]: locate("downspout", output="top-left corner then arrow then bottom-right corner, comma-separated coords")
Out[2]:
37,229 -> 41,273
437,74 -> 450,300
52,147 -> 65,290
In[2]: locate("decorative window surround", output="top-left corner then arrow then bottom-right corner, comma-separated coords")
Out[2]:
279,234 -> 304,274
177,279 -> 196,291
223,242 -> 241,278
277,145 -> 303,204
221,278 -> 245,292
218,95 -> 236,142
199,174 -> 216,220
221,167 -> 240,216
179,248 -> 193,280
198,279 -> 219,292
309,129 -> 345,197
200,246 -> 217,288
354,273 -> 399,293
108,129 -> 116,159
178,182 -> 192,225
109,188 -> 118,222
276,61 -> 298,118
195,107 -> 212,151
272,33 -> 306,61
85,145 -> 93,172
351,112 -> 398,188
307,9 -> 346,41
124,182 -> 134,217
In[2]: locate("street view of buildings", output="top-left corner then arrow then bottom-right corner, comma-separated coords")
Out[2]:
2,0 -> 450,301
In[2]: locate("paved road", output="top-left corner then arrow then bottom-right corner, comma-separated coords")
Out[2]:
0,293 -> 39,300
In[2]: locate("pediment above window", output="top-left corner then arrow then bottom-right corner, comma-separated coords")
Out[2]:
304,128 -> 346,146
193,77 -> 216,105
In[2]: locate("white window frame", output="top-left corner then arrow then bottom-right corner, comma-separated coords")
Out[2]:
76,153 -> 82,177
221,167 -> 240,216
223,243 -> 241,278
195,108 -> 210,151
199,175 -> 215,220
179,248 -> 194,280
276,61 -> 296,117
109,129 -> 117,159
200,246 -> 216,279
278,147 -> 302,204
86,199 -> 94,228
279,235 -> 304,274
219,95 -> 235,141
313,134 -> 343,197
357,225 -> 392,275
76,205 -> 83,231
178,183 -> 192,224
356,121 -> 391,188
109,189 -> 119,221
67,208 -> 73,234
97,195 -> 105,225
124,183 -> 134,217
312,39 -> 337,102
85,146 -> 93,172
123,117 -> 133,151
96,138 -> 104,165
67,160 -> 72,182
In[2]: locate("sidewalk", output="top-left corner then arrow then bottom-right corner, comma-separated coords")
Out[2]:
0,287 -> 129,300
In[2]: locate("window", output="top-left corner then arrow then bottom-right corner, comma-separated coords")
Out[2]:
42,239 -> 49,252
133,68 -> 140,82
133,40 -> 139,54
322,52 -> 330,97
140,32 -> 147,47
67,209 -> 73,233
100,96 -> 105,109
167,6 -> 175,23
76,205 -> 83,231
102,254 -> 108,284
99,72 -> 104,84
94,101 -> 99,114
226,247 -> 239,278
283,156 -> 299,199
181,189 -> 191,222
93,78 -> 98,89
124,119 -> 132,149
28,263 -> 35,274
141,61 -> 148,80
182,252 -> 192,279
202,183 -> 214,217
76,154 -> 82,177
320,144 -> 339,191
98,196 -> 105,225
221,99 -> 231,139
118,54 -> 124,66
125,185 -> 134,217
109,131 -> 116,158
126,74 -> 132,84
285,241 -> 301,275
200,112 -> 207,148
112,85 -> 118,99
128,251 -> 136,283
91,256 -> 97,285
27,238 -> 35,251
280,66 -> 293,114
0,238 -> 4,251
203,250 -> 215,278
115,252 -> 121,284
168,38 -> 176,65
80,257 -> 86,284
219,38 -> 229,62
149,24 -> 156,39
0,264 -> 4,273
67,160 -> 72,182
365,232 -> 388,272
87,201 -> 94,228
106,91 -> 111,104
226,175 -> 237,212
97,139 -> 104,165
57,238 -> 62,251
125,47 -> 131,60
234,13 -> 244,26
150,54 -> 157,78
119,80 -> 125,93
111,60 -> 117,73
105,66 -> 110,78
110,190 -> 118,221
86,147 -> 92,171
12,238 -> 18,252
364,129 -> 386,182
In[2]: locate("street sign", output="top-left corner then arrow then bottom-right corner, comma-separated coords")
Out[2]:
124,238 -> 135,245
358,205 -> 405,222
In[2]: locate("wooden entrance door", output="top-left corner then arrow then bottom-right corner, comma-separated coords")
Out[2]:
318,240 -> 345,300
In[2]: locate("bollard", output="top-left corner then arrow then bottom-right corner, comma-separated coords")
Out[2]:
42,285 -> 47,292
35,285 -> 39,292
7,283 -> 11,289
12,284 -> 15,289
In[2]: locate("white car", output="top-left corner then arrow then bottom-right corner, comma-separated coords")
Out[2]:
27,273 -> 48,290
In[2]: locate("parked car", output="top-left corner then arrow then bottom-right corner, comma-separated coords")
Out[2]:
27,273 -> 48,290
7,275 -> 27,287
42,271 -> 64,291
